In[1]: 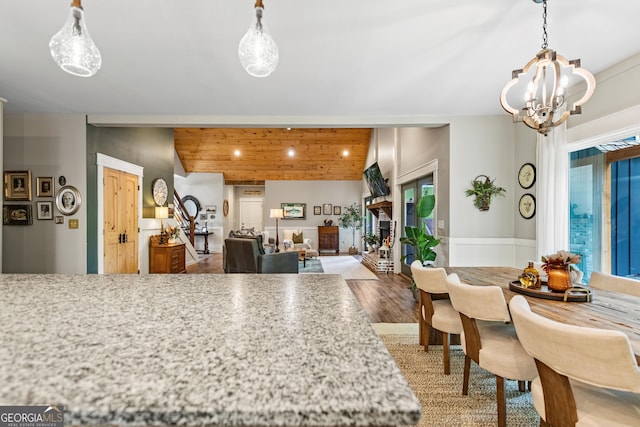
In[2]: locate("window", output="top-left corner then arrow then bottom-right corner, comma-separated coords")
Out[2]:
569,136 -> 640,282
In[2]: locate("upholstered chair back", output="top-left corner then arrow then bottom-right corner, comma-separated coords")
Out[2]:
589,271 -> 640,297
411,261 -> 448,293
509,295 -> 640,392
446,274 -> 511,323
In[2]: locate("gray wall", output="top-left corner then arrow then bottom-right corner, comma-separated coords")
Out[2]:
3,114 -> 87,273
86,125 -> 174,273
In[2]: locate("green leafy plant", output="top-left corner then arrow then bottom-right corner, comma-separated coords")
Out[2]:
362,232 -> 379,250
400,194 -> 440,299
464,175 -> 506,211
400,195 -> 440,265
337,203 -> 363,249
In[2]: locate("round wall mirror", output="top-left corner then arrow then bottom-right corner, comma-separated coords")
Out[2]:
182,195 -> 201,219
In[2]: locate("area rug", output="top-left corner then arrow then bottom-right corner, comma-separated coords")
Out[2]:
319,256 -> 378,280
379,333 -> 538,427
299,258 -> 324,273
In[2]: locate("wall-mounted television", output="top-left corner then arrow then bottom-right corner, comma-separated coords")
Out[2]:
363,162 -> 390,198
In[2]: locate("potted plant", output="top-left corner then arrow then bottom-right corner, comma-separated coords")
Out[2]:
337,203 -> 363,255
362,232 -> 380,253
464,175 -> 506,211
399,195 -> 440,300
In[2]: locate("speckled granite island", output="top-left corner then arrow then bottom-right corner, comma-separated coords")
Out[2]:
0,274 -> 420,426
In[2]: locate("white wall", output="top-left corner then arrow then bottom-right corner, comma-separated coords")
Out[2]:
174,172 -> 225,253
265,180 -> 363,253
3,113 -> 87,273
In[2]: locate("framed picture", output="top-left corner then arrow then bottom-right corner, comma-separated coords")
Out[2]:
333,205 -> 342,215
37,177 -> 54,197
55,185 -> 81,216
518,163 -> 536,189
313,206 -> 321,215
281,202 -> 306,220
519,193 -> 536,219
323,203 -> 332,215
3,171 -> 32,201
55,216 -> 64,224
3,204 -> 33,225
37,201 -> 53,220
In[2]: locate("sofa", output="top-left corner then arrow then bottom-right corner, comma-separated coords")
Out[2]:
223,238 -> 298,273
282,229 -> 319,258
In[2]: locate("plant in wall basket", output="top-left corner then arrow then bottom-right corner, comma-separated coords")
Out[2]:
464,175 -> 506,211
337,203 -> 363,255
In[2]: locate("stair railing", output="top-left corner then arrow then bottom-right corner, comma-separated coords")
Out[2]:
174,189 -> 196,246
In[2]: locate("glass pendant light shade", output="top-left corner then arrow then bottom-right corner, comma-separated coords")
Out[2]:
238,1 -> 279,77
49,2 -> 102,77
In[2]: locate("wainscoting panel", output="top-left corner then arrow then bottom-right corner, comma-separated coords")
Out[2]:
449,238 -> 536,268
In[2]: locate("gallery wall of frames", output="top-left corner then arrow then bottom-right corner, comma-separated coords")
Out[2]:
3,171 -> 81,226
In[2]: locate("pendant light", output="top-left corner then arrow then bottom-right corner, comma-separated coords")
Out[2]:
500,0 -> 595,135
49,0 -> 102,77
238,0 -> 279,77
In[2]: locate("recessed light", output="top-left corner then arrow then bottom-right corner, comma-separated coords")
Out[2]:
343,150 -> 349,156
234,149 -> 241,156
288,148 -> 295,157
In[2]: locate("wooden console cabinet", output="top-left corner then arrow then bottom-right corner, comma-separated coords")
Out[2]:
149,235 -> 186,274
318,226 -> 339,254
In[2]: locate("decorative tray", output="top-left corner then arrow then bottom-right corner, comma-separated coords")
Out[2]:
509,281 -> 593,302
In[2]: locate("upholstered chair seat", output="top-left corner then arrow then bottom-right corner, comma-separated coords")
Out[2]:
510,295 -> 640,427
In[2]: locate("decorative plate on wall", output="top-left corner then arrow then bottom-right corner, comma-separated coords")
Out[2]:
223,199 -> 229,217
519,193 -> 536,219
518,163 -> 536,189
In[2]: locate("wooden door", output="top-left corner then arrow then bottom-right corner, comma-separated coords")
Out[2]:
104,167 -> 139,273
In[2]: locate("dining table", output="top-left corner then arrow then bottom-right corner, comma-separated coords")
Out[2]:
445,267 -> 640,363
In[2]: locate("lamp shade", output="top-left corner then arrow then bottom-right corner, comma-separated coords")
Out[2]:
270,208 -> 284,219
155,206 -> 169,219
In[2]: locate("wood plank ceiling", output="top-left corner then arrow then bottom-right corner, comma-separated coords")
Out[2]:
174,128 -> 372,185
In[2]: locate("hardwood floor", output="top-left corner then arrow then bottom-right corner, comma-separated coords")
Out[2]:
187,253 -> 419,323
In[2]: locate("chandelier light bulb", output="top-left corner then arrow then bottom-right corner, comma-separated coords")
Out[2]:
49,0 -> 102,77
238,0 -> 279,77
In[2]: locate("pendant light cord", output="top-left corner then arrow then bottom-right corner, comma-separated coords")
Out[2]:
541,0 -> 548,49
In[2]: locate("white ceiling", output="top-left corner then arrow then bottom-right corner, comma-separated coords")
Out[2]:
1,0 -> 639,125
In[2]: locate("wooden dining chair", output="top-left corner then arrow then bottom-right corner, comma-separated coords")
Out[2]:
589,271 -> 640,297
411,261 -> 462,375
509,295 -> 640,426
445,274 -> 537,427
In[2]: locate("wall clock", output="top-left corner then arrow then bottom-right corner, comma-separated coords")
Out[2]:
518,163 -> 536,189
152,178 -> 168,206
519,193 -> 536,219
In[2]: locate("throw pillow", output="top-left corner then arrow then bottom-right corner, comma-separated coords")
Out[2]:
292,232 -> 304,244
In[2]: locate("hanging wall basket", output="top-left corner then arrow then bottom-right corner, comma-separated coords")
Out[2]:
464,175 -> 506,211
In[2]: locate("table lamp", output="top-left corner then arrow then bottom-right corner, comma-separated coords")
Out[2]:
155,206 -> 169,244
269,208 -> 284,252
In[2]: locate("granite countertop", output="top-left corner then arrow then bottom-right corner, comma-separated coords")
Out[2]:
0,274 -> 420,426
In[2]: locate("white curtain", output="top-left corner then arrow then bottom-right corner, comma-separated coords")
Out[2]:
536,122 -> 569,259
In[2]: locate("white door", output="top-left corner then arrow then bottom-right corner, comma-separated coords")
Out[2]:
239,198 -> 264,231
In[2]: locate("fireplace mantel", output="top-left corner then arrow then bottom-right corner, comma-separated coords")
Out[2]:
367,201 -> 392,218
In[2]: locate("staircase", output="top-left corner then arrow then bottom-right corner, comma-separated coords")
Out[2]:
173,190 -> 199,266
